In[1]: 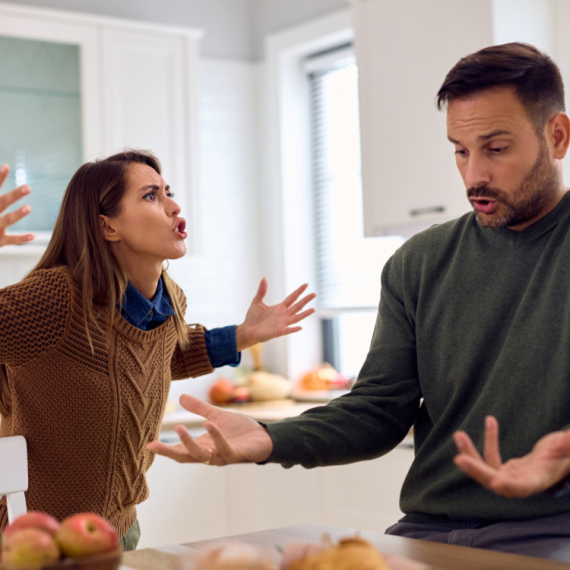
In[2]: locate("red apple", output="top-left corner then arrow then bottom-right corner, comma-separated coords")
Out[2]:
208,377 -> 235,404
3,511 -> 60,539
1,527 -> 60,567
55,513 -> 119,557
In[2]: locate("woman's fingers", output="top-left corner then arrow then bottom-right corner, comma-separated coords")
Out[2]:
0,184 -> 31,214
283,283 -> 309,307
287,308 -> 316,326
0,204 -> 31,230
0,164 -> 9,188
288,293 -> 317,315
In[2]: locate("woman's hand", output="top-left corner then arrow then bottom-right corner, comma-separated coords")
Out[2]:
235,279 -> 316,351
147,394 -> 274,465
453,415 -> 570,498
0,165 -> 34,247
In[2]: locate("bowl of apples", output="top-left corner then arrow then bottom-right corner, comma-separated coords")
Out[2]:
0,511 -> 122,570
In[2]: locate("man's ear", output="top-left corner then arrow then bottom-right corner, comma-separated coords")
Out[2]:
548,112 -> 570,160
99,215 -> 120,242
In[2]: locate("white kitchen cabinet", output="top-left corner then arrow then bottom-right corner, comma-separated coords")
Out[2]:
137,434 -> 413,548
350,0 -> 494,236
0,3 -> 201,254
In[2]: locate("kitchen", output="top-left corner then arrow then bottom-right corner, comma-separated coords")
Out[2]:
1,0 -> 570,568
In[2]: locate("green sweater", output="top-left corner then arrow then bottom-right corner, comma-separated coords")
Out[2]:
267,191 -> 570,523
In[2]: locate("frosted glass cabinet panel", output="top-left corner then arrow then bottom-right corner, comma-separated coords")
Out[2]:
0,35 -> 83,234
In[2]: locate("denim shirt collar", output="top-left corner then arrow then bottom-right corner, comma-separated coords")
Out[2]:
121,276 -> 175,328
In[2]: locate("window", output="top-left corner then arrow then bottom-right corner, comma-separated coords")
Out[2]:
306,46 -> 404,379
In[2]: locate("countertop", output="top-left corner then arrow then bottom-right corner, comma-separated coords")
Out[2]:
160,398 -> 324,431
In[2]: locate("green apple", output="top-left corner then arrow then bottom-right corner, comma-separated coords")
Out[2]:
1,527 -> 60,567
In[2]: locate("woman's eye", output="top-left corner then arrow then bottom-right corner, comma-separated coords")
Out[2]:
167,191 -> 176,199
143,192 -> 156,201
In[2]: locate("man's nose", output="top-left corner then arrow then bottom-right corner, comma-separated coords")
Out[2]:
463,156 -> 491,189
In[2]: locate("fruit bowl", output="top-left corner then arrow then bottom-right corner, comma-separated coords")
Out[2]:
0,547 -> 122,570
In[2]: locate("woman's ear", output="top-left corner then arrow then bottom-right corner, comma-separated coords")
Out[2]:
99,215 -> 120,242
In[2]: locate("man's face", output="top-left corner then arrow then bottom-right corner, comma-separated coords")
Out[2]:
447,86 -> 562,231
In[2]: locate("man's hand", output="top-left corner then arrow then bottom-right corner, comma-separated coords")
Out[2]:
147,394 -> 274,465
0,165 -> 34,247
453,415 -> 570,498
235,279 -> 316,351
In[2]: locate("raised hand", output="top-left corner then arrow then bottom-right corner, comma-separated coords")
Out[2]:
0,164 -> 34,247
235,278 -> 316,351
147,394 -> 274,465
453,415 -> 570,498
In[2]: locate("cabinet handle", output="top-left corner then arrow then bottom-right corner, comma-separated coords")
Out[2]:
409,205 -> 446,217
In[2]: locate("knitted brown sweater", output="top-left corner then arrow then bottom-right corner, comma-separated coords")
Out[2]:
0,266 -> 214,537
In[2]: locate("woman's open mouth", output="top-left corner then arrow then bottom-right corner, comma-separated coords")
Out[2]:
173,217 -> 187,239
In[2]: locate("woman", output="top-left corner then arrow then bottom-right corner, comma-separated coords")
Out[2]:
0,151 -> 315,549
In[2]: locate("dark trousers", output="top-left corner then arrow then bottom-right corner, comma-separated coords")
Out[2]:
386,511 -> 570,562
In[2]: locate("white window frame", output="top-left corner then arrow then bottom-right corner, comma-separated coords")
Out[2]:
262,10 -> 353,381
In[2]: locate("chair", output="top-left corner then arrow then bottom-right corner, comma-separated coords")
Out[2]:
0,436 -> 28,524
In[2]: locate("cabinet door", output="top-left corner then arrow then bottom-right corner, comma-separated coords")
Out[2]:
101,27 -> 200,252
320,445 -> 414,532
352,0 -> 494,236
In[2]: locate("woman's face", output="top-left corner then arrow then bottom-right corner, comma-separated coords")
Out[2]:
100,162 -> 187,268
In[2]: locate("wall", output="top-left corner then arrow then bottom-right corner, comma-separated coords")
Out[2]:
164,57 -> 263,404
0,56 -> 262,405
0,0 -> 348,60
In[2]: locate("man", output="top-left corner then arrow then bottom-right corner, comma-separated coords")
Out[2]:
147,43 -> 570,561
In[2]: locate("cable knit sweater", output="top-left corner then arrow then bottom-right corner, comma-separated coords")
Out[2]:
0,266 -> 213,536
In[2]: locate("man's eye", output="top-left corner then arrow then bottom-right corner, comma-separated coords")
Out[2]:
489,147 -> 506,153
454,149 -> 467,156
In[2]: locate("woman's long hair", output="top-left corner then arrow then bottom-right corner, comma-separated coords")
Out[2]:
32,150 -> 189,349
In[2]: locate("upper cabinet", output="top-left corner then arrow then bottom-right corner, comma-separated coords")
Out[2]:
350,0 -> 494,237
0,4 -> 201,252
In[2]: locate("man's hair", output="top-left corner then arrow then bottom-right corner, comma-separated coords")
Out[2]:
437,42 -> 565,132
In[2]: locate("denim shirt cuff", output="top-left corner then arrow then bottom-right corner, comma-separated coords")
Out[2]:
204,325 -> 242,368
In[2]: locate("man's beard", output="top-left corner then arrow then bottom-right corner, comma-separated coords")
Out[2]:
467,142 -> 560,229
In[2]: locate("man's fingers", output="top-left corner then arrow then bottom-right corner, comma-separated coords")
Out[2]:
204,422 -> 235,463
483,415 -> 502,469
283,283 -> 309,307
174,425 -> 213,462
0,185 -> 31,213
179,394 -> 219,420
146,440 -> 192,463
454,454 -> 498,488
453,430 -> 483,461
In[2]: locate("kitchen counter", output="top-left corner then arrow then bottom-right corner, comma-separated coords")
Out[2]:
160,398 -> 325,431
